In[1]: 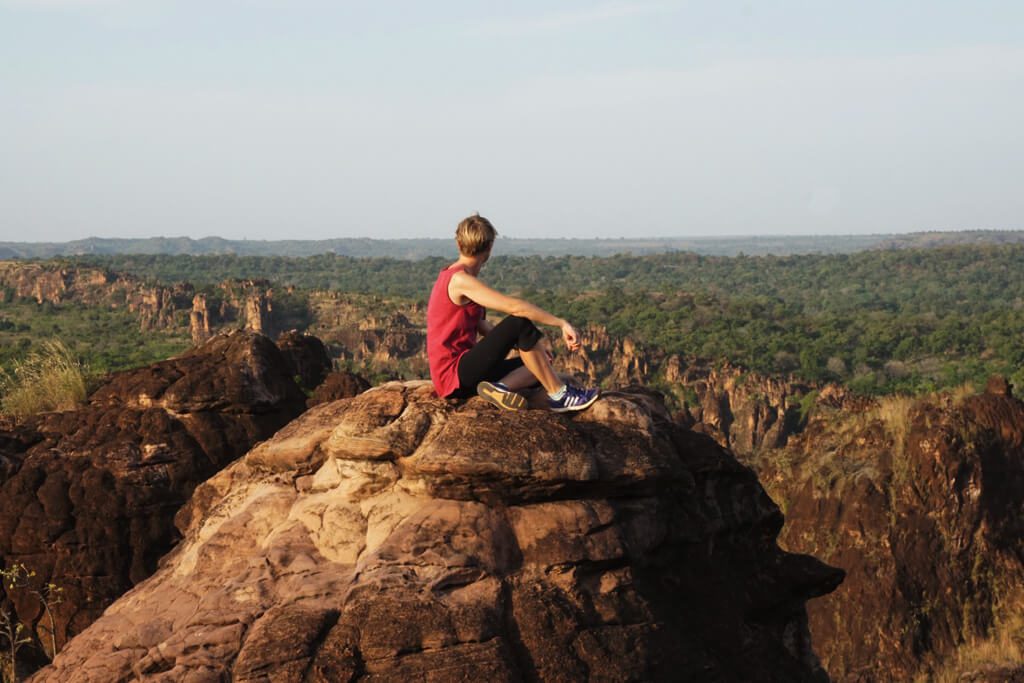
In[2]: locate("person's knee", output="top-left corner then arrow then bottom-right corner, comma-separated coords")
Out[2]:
507,315 -> 537,334
513,318 -> 543,351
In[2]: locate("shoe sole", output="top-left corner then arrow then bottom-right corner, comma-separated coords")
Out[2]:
549,389 -> 601,413
477,382 -> 528,411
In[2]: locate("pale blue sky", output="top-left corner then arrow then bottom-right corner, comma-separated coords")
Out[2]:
1,1 -> 1022,240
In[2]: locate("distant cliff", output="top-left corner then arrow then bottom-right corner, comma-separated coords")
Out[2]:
749,378 -> 1024,681
0,262 -> 275,343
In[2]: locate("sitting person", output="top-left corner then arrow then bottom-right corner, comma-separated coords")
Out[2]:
426,214 -> 600,412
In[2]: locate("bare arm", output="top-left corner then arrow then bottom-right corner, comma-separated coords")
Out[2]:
451,271 -> 581,350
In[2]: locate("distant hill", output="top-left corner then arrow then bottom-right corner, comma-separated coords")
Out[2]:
2,230 -> 1023,259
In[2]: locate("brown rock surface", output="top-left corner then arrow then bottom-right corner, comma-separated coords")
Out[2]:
217,279 -> 275,337
0,262 -> 93,304
308,291 -> 428,377
306,371 -> 371,407
33,383 -> 842,682
190,293 -> 212,343
750,381 -> 1024,681
0,331 -> 310,668
275,330 -> 333,392
676,363 -> 817,456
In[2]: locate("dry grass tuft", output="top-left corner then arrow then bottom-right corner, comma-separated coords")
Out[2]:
875,394 -> 917,451
948,381 -> 978,406
922,604 -> 1024,683
0,339 -> 90,417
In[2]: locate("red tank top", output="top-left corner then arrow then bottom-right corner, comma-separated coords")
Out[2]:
427,265 -> 483,397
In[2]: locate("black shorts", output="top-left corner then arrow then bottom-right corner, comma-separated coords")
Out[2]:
450,315 -> 543,399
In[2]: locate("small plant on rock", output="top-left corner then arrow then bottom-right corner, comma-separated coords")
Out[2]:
0,564 -> 65,682
0,564 -> 34,683
0,605 -> 31,683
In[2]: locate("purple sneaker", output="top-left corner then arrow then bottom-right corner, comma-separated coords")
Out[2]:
547,385 -> 600,413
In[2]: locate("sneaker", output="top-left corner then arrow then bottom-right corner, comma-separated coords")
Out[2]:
477,381 -> 528,411
547,386 -> 600,413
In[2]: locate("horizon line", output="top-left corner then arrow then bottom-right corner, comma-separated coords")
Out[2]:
3,227 -> 1023,246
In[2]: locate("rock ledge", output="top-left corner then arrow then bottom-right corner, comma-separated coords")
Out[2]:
34,382 -> 842,682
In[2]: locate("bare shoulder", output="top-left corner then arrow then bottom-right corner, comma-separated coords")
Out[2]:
449,269 -> 475,294
447,269 -> 476,305
449,269 -> 473,285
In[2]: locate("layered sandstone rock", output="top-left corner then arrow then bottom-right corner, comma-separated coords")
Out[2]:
127,284 -> 193,332
0,262 -> 94,304
33,383 -> 842,682
676,363 -> 817,456
0,331 -> 310,671
213,280 -> 275,338
751,380 -> 1024,681
190,293 -> 212,343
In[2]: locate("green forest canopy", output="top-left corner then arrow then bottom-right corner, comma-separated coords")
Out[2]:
10,244 -> 1024,395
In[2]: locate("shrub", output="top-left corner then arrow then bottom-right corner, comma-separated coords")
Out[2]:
0,340 -> 90,417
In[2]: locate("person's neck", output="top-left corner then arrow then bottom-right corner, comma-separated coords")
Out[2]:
455,255 -> 484,276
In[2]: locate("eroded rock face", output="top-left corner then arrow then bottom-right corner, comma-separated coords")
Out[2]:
751,381 -> 1024,681
674,363 -> 819,456
306,371 -> 371,408
0,262 -> 96,304
308,291 -> 428,378
190,293 -> 212,343
275,330 -> 333,392
34,383 -> 842,682
0,331 -> 310,667
0,262 -> 280,343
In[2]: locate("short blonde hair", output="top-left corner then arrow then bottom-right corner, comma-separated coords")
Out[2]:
455,214 -> 497,256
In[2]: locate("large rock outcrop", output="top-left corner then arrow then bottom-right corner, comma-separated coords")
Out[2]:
33,382 -> 842,682
0,331 -> 312,670
751,380 -> 1024,681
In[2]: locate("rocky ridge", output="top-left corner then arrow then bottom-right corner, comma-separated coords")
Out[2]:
33,383 -> 843,682
0,262 -> 274,343
750,378 -> 1024,681
0,331 -> 332,676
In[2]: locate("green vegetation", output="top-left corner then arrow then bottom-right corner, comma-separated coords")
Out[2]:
9,243 -> 1024,396
0,340 -> 91,417
0,601 -> 30,683
0,300 -> 190,394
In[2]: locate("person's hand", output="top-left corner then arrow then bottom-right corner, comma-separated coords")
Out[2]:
560,321 -> 581,352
